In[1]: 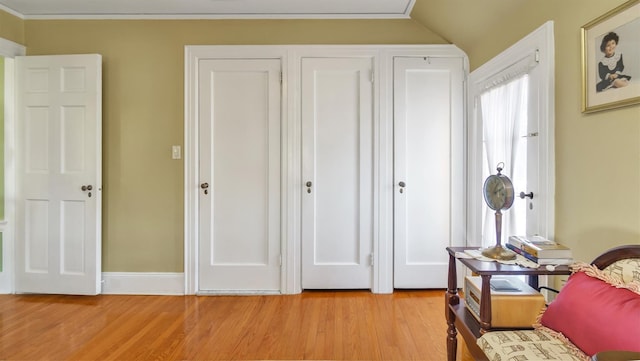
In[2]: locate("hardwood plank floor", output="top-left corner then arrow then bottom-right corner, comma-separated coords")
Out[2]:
0,290 -> 474,360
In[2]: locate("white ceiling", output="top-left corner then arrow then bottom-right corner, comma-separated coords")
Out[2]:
0,0 -> 416,19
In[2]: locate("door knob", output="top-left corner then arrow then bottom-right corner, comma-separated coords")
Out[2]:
81,185 -> 93,197
201,182 -> 209,195
519,191 -> 534,199
305,181 -> 312,193
398,181 -> 406,193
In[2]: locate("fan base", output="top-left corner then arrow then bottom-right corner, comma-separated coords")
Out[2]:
481,245 -> 517,261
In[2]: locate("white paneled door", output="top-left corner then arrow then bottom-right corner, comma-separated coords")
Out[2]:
393,57 -> 464,288
301,57 -> 374,289
198,59 -> 282,293
15,54 -> 102,295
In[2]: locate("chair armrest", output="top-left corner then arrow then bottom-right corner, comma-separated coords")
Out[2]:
537,286 -> 559,294
537,286 -> 559,305
591,350 -> 640,361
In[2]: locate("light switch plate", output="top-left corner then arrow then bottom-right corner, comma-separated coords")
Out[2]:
172,145 -> 181,159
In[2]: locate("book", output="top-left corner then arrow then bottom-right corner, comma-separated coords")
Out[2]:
505,243 -> 573,265
490,278 -> 521,292
508,235 -> 573,258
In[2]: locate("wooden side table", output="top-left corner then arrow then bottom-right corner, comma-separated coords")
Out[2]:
445,246 -> 572,361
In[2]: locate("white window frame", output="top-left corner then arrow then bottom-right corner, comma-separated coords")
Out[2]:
467,21 -> 555,246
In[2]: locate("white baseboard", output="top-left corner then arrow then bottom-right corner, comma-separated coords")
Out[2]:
0,272 -> 12,294
101,272 -> 185,295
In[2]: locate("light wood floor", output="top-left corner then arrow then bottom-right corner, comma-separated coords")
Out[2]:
0,290 -> 474,360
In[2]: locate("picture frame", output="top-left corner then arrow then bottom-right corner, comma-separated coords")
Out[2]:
581,0 -> 640,113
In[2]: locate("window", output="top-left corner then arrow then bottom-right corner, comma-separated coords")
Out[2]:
468,21 -> 555,248
480,74 -> 530,246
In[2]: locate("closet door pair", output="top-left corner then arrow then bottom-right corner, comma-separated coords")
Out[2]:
301,56 -> 464,290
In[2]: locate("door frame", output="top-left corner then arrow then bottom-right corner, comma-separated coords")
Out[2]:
379,47 -> 468,293
184,46 -> 293,295
184,44 -> 468,295
0,37 -> 25,293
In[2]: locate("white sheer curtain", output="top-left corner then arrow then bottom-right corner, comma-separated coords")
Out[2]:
480,74 -> 529,248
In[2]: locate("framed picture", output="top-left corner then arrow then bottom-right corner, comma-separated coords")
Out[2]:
581,0 -> 640,113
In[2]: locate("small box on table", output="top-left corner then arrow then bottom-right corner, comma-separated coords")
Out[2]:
464,276 -> 545,328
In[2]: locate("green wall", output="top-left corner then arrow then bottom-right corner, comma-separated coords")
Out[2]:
0,10 -> 24,44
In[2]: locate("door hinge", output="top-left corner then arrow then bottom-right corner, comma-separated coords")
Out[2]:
279,254 -> 282,266
522,132 -> 539,138
280,71 -> 283,84
370,253 -> 374,266
369,70 -> 374,83
535,49 -> 540,63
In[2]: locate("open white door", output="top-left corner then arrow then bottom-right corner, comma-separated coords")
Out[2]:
14,54 -> 102,295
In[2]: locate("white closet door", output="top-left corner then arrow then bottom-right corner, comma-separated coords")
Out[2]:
393,57 -> 464,288
301,57 -> 374,289
15,54 -> 102,295
198,59 -> 281,293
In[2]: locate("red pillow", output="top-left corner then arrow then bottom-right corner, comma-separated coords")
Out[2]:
540,271 -> 640,356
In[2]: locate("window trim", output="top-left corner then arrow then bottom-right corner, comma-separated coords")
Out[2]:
467,21 -> 555,246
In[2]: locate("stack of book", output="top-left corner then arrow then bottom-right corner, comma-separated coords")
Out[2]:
506,236 -> 573,265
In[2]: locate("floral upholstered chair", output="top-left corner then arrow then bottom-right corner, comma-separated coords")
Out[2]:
477,245 -> 640,361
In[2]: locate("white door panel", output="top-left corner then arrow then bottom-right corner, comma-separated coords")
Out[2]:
15,54 -> 102,295
301,57 -> 373,289
198,59 -> 281,293
393,57 -> 464,288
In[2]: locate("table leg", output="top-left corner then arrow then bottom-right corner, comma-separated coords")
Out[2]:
479,275 -> 492,333
445,252 -> 459,361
